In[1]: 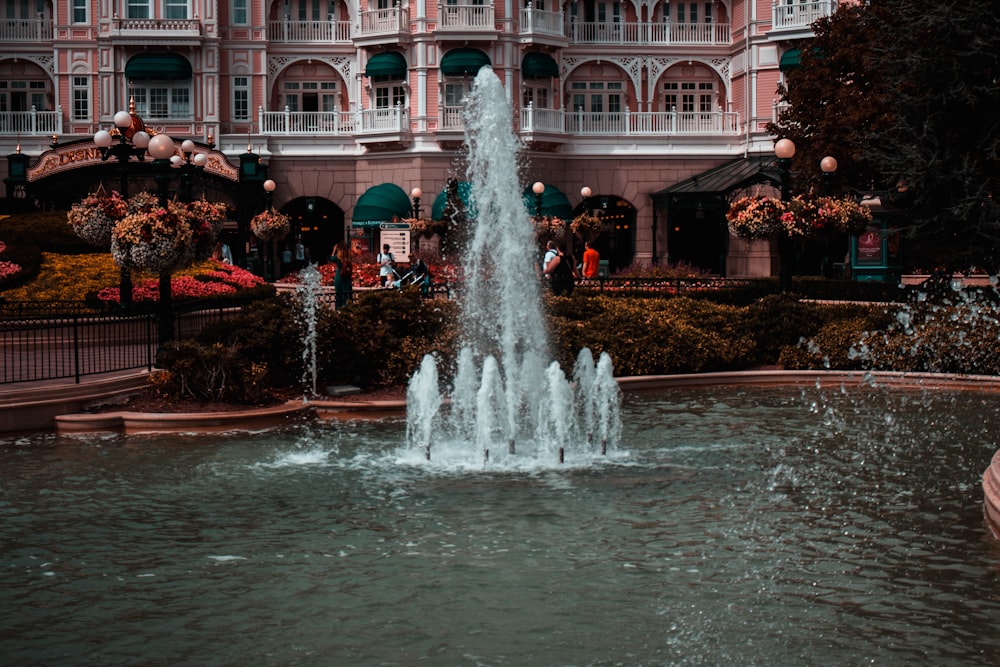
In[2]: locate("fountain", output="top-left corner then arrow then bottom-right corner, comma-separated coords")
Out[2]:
294,263 -> 322,398
404,67 -> 621,465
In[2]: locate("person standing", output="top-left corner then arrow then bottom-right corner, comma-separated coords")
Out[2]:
378,243 -> 396,287
543,243 -> 576,296
330,242 -> 353,308
582,241 -> 600,279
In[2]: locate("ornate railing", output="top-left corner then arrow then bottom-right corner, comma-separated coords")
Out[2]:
0,17 -> 53,40
357,106 -> 409,134
114,18 -> 202,34
0,107 -> 63,135
268,19 -> 351,42
568,21 -> 730,45
520,108 -> 740,135
258,108 -> 355,135
358,7 -> 409,35
519,8 -> 564,36
437,2 -> 495,29
771,0 -> 835,30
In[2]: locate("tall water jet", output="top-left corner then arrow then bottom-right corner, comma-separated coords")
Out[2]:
295,263 -> 322,397
404,67 -> 621,465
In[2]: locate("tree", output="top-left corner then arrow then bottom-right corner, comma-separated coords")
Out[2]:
771,1 -> 1000,271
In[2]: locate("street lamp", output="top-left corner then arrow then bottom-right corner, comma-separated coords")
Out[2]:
94,104 -> 155,309
820,155 -> 838,196
532,181 -> 545,217
172,139 -> 209,202
774,138 -> 796,291
410,186 -> 422,219
262,179 -> 277,279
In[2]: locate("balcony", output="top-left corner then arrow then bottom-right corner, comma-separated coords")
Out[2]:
258,108 -> 355,135
0,17 -> 53,41
519,8 -> 565,38
770,0 -> 835,36
435,2 -> 497,40
114,17 -> 202,38
0,107 -> 62,136
356,7 -> 410,45
268,19 -> 351,43
568,21 -> 730,45
519,107 -> 740,135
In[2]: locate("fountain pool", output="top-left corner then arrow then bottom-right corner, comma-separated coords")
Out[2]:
3,383 -> 1000,665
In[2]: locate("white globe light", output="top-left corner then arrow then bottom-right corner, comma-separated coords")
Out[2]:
114,110 -> 133,129
132,131 -> 150,149
532,181 -> 545,195
193,152 -> 208,167
263,179 -> 276,192
170,155 -> 183,166
820,156 -> 838,173
147,133 -> 175,160
774,138 -> 796,160
581,186 -> 592,198
94,130 -> 113,148
410,186 -> 422,199
181,139 -> 195,153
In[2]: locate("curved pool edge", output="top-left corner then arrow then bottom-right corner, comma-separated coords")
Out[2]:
54,401 -> 311,435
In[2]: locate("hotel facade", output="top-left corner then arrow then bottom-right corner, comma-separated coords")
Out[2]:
0,0 -> 834,274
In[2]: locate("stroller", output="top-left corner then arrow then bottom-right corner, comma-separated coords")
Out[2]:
389,259 -> 432,295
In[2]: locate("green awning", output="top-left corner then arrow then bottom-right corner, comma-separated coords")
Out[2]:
365,51 -> 407,79
351,183 -> 413,227
779,48 -> 801,72
522,52 -> 559,78
522,183 -> 573,219
125,53 -> 192,80
431,181 -> 475,220
440,48 -> 491,77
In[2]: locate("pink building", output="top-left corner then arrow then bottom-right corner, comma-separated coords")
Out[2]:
0,0 -> 836,274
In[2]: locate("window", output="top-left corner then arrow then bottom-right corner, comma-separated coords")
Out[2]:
232,0 -> 247,24
131,84 -> 192,119
72,0 -> 87,23
72,76 -> 89,120
233,76 -> 249,121
283,80 -> 338,113
522,85 -> 550,109
374,82 -> 405,109
570,81 -> 622,113
663,81 -> 714,112
0,79 -> 50,113
127,0 -> 150,19
164,0 -> 188,20
664,3 -> 713,23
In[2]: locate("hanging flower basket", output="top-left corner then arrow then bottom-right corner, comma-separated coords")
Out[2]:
67,188 -> 129,248
726,196 -> 785,241
250,208 -> 291,241
571,212 -> 603,241
186,197 -> 230,259
533,215 -> 566,244
405,217 -> 446,239
813,196 -> 873,235
111,200 -> 197,273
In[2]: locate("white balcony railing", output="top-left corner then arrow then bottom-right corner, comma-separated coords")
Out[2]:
569,21 -> 730,45
0,107 -> 62,135
258,108 -> 355,135
771,0 -> 835,31
438,3 -> 495,30
518,108 -> 740,135
519,8 -> 564,37
268,19 -> 351,42
0,17 -> 53,41
115,18 -> 202,34
441,105 -> 464,131
357,106 -> 409,134
358,7 -> 409,35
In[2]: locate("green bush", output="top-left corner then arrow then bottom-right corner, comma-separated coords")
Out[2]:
153,340 -> 272,403
1,211 -> 94,254
0,234 -> 41,291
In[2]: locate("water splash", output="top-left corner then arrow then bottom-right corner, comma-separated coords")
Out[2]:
295,263 -> 322,397
404,67 -> 621,466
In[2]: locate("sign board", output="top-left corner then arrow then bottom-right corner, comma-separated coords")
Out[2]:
855,228 -> 883,265
379,223 -> 410,264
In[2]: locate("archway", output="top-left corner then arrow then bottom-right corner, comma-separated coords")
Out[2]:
574,194 -> 636,272
279,196 -> 344,267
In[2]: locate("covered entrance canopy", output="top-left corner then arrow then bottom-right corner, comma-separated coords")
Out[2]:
125,53 -> 192,80
352,183 -> 413,227
521,183 -> 573,219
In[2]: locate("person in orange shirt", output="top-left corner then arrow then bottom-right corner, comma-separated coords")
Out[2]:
581,241 -> 600,279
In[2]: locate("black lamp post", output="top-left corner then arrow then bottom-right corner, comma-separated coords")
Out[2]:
173,138 -> 209,202
410,186 -> 422,219
144,132 -> 181,347
262,179 -> 277,280
820,155 -> 838,196
774,138 -> 796,291
94,104 -> 153,309
532,181 -> 545,217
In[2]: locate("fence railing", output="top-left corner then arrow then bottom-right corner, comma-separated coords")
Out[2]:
0,301 -> 247,385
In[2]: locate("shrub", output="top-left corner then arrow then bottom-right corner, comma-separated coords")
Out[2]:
2,210 -> 94,254
0,235 -> 41,292
153,340 -> 273,404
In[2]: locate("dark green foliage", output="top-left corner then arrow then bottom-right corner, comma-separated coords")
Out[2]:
320,289 -> 460,387
153,340 -> 273,403
0,235 -> 41,291
1,211 -> 95,254
779,312 -> 894,371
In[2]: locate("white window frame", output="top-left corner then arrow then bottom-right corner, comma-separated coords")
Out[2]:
232,0 -> 248,24
72,0 -> 88,23
72,76 -> 90,120
233,76 -> 249,121
131,83 -> 192,119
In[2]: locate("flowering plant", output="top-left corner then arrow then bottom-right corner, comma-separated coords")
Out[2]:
405,217 -> 447,238
812,196 -> 873,235
112,200 -> 198,273
571,212 -> 603,240
533,215 -> 566,243
67,188 -> 129,247
250,208 -> 291,241
726,196 -> 785,240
